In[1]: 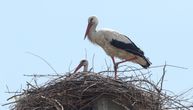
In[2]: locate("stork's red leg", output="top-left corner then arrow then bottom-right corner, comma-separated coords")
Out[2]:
116,56 -> 137,65
111,56 -> 137,80
114,56 -> 137,79
111,57 -> 118,79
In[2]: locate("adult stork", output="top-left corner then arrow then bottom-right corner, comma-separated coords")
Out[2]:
84,16 -> 151,79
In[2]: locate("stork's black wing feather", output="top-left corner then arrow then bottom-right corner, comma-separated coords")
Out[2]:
110,35 -> 151,68
110,39 -> 144,57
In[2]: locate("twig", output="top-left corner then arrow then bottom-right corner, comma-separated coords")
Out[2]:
98,64 -> 187,74
68,60 -> 73,73
26,51 -> 58,75
2,101 -> 19,106
92,54 -> 95,72
160,63 -> 167,92
41,96 -> 64,110
26,81 -> 37,89
24,74 -> 63,77
81,82 -> 98,95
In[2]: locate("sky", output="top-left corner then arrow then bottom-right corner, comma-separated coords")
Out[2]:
0,0 -> 193,109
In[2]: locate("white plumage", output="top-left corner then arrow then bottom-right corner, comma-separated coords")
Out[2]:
84,16 -> 151,79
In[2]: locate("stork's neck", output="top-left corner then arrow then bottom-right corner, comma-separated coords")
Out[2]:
83,64 -> 88,72
87,24 -> 97,43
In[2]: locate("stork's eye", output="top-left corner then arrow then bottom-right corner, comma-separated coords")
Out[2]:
90,18 -> 94,22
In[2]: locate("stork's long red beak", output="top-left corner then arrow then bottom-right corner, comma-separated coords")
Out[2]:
84,22 -> 92,40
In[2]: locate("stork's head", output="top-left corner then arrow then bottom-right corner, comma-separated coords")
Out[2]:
74,59 -> 89,73
84,16 -> 98,39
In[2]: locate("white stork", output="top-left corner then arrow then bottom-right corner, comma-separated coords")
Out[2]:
74,59 -> 88,73
84,16 -> 151,79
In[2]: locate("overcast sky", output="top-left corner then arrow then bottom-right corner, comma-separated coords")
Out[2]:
0,0 -> 193,109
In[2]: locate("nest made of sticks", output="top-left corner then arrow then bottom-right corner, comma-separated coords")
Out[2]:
9,72 -> 160,110
7,70 -> 193,110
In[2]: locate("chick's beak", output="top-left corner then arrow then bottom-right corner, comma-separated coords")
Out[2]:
74,62 -> 83,73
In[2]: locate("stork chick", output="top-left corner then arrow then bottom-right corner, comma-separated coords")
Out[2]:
74,60 -> 88,73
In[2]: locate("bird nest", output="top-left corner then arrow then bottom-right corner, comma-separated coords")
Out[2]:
6,70 -> 193,110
